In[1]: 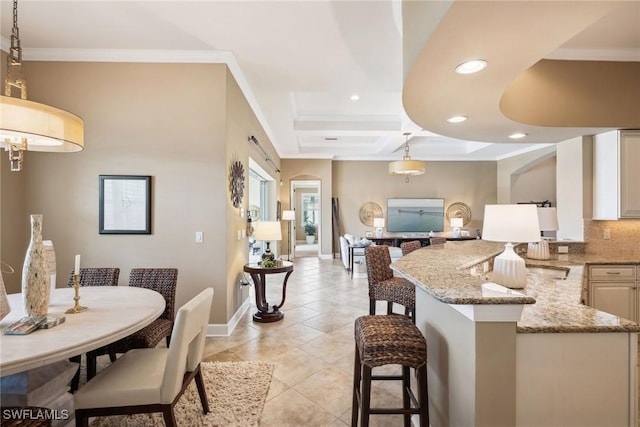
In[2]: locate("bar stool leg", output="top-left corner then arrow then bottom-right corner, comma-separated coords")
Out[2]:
361,365 -> 373,427
351,345 -> 361,427
418,364 -> 429,427
402,366 -> 411,427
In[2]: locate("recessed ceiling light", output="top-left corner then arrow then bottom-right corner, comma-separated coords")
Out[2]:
509,132 -> 527,139
447,115 -> 468,123
350,94 -> 360,101
455,59 -> 487,75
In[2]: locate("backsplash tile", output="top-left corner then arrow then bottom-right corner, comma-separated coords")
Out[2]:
584,219 -> 640,255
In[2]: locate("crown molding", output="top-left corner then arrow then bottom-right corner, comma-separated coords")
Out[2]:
0,39 -> 278,156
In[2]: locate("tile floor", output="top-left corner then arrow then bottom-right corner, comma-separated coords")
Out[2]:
202,256 -> 409,426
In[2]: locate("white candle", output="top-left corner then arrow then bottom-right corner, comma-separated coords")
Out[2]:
75,254 -> 81,275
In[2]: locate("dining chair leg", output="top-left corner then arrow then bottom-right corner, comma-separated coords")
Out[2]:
194,366 -> 210,414
69,355 -> 81,393
86,352 -> 97,381
161,405 -> 177,427
369,298 -> 376,315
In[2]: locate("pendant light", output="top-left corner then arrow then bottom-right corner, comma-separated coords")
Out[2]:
389,132 -> 426,183
0,0 -> 84,172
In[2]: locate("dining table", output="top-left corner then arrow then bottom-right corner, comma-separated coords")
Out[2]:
0,286 -> 165,424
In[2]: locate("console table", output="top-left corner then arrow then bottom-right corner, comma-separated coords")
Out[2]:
244,261 -> 293,323
369,237 -> 431,247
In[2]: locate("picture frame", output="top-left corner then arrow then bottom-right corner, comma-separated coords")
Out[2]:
365,231 -> 373,238
276,201 -> 282,221
99,175 -> 152,234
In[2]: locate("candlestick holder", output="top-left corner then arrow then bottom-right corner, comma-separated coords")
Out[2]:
65,274 -> 88,314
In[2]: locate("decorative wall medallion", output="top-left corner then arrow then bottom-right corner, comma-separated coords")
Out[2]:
229,156 -> 245,208
446,202 -> 472,226
359,202 -> 383,227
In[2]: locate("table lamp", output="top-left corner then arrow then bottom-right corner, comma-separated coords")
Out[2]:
451,217 -> 463,238
282,210 -> 296,261
373,217 -> 385,238
482,204 -> 540,288
254,221 -> 282,263
527,207 -> 559,260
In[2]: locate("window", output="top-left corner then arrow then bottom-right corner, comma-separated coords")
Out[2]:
302,194 -> 319,226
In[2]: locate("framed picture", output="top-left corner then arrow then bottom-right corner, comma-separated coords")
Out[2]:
276,201 -> 282,220
99,175 -> 152,234
365,231 -> 373,238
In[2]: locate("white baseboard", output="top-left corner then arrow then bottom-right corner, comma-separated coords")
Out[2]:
206,297 -> 251,337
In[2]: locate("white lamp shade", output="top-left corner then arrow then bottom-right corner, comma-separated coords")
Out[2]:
482,204 -> 541,243
254,221 -> 282,241
0,95 -> 84,152
373,218 -> 385,228
450,217 -> 464,228
537,207 -> 559,231
389,160 -> 426,176
282,210 -> 295,221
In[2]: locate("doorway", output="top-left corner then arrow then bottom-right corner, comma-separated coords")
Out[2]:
291,180 -> 321,258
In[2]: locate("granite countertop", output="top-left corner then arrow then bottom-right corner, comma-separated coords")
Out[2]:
391,239 -> 640,334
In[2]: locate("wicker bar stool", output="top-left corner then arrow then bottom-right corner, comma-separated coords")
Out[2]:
400,240 -> 422,256
351,315 -> 429,427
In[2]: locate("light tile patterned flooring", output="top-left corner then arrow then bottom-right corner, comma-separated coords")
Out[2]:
202,256 -> 408,426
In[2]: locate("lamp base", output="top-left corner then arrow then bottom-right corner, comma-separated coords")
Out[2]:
375,228 -> 383,238
261,241 -> 275,262
527,240 -> 550,260
261,250 -> 275,262
492,242 -> 527,288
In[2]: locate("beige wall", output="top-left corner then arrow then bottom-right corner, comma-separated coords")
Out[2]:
331,160 -> 497,240
510,156 -> 556,206
496,145 -> 556,204
0,60 -> 279,325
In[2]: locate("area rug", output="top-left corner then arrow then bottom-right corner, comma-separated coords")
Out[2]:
89,361 -> 274,427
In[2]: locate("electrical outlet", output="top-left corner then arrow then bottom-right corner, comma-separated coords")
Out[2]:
604,229 -> 610,239
557,246 -> 568,254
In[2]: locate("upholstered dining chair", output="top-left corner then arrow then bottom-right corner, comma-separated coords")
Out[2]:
67,268 -> 120,392
365,245 -> 415,320
400,240 -> 422,256
74,288 -> 214,427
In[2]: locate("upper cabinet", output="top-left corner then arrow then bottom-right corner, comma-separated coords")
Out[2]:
593,130 -> 640,219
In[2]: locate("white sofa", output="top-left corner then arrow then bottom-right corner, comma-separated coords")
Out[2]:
339,234 -> 402,278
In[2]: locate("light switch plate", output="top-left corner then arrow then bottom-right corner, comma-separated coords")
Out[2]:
195,231 -> 204,243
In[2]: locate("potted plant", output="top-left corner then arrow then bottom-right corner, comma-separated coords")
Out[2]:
304,222 -> 317,244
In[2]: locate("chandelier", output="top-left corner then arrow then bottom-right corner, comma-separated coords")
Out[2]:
0,0 -> 84,172
388,132 -> 426,183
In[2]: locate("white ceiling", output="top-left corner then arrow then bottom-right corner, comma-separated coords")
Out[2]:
1,1 -> 638,162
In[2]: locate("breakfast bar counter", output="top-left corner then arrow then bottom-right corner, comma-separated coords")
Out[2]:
391,240 -> 639,427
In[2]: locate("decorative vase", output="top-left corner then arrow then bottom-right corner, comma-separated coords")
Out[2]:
0,265 -> 11,321
22,214 -> 50,317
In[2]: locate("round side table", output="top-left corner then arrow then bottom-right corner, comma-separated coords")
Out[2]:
243,261 -> 293,322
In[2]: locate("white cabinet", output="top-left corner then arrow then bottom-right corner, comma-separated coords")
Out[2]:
588,265 -> 638,322
593,130 -> 640,219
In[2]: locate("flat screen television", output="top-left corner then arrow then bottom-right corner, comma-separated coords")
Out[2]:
386,198 -> 445,233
